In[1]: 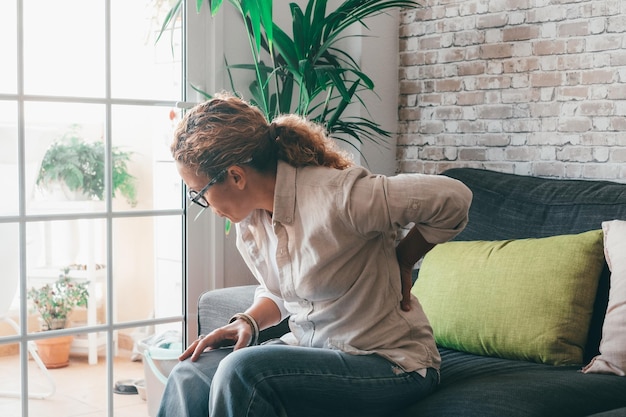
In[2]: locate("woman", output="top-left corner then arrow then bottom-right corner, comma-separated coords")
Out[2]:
158,93 -> 472,417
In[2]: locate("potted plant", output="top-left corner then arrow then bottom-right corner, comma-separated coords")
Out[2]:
27,268 -> 90,368
36,125 -> 137,206
159,0 -> 419,151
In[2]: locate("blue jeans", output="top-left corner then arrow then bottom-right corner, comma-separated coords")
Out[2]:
157,343 -> 438,417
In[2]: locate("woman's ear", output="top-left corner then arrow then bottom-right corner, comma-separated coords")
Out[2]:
228,166 -> 247,190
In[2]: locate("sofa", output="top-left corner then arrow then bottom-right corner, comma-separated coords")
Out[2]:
197,167 -> 626,417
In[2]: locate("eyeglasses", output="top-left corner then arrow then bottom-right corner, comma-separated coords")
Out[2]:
187,170 -> 227,208
187,158 -> 252,208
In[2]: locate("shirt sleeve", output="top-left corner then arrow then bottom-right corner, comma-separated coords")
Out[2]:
345,170 -> 473,244
254,284 -> 290,321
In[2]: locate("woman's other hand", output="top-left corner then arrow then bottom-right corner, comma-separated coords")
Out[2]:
180,320 -> 254,362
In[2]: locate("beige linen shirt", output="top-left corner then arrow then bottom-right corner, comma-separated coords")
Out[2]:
236,161 -> 472,372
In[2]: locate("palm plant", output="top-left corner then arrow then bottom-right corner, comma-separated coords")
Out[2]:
159,0 -> 419,149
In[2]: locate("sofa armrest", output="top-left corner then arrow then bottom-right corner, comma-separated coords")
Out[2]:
197,285 -> 289,342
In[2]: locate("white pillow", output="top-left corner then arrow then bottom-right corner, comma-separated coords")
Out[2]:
582,220 -> 626,376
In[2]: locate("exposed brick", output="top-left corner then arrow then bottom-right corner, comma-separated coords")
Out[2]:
527,6 -> 567,24
434,79 -> 463,92
557,21 -> 590,37
457,61 -> 486,76
459,148 -> 487,161
476,13 -> 508,29
419,35 -> 444,50
506,146 -> 539,161
503,58 -> 540,73
480,43 -> 514,59
399,81 -> 421,95
503,25 -> 540,42
420,93 -> 443,105
556,146 -> 594,162
457,120 -> 488,132
476,104 -> 514,119
529,102 -> 561,117
608,15 -> 626,33
400,53 -> 423,66
418,120 -> 445,134
530,72 -> 566,87
397,0 -> 626,183
501,88 -> 533,103
557,54 -> 594,71
557,86 -> 590,101
421,146 -> 453,161
582,163 -> 622,179
475,75 -> 513,89
534,40 -> 567,55
581,69 -> 616,84
566,39 -> 585,54
607,84 -> 626,99
533,162 -> 566,177
558,117 -> 592,132
454,30 -> 485,46
610,148 -> 626,162
609,117 -> 626,130
439,48 -> 466,63
456,91 -> 485,105
434,106 -> 464,120
489,0 -> 532,13
594,147 -> 610,163
587,35 -> 624,52
503,118 -> 542,132
578,101 -> 615,116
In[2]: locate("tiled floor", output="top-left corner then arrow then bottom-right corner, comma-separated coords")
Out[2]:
0,350 -> 152,417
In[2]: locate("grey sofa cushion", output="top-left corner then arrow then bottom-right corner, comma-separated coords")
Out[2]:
398,348 -> 626,417
442,168 -> 626,242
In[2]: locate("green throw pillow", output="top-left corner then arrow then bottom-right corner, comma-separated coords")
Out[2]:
412,229 -> 604,366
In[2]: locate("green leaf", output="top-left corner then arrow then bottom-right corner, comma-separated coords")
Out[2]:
209,0 -> 224,16
158,0 -> 420,151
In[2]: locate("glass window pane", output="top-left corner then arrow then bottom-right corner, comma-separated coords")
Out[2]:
0,1 -> 17,94
111,0 -> 182,100
113,216 -> 182,324
25,102 -> 108,215
0,223 -> 21,342
27,352 -> 110,415
0,347 -> 23,414
114,325 -> 158,416
112,105 -> 182,211
23,0 -> 105,97
0,102 -> 18,216
27,220 -> 108,337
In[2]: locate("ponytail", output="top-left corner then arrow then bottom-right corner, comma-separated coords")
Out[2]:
271,114 -> 353,170
171,93 -> 353,180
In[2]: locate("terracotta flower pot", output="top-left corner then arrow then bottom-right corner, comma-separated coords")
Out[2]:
35,335 -> 74,369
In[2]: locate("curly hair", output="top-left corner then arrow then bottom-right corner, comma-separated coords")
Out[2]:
171,93 -> 353,180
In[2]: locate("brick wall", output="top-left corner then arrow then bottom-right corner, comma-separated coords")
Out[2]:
398,0 -> 626,182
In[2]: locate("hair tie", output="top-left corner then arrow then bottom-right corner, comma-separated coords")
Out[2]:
269,122 -> 278,141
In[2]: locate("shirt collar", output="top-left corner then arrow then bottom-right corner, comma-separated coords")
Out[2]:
272,160 -> 296,225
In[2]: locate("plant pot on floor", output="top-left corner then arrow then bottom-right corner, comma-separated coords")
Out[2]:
34,335 -> 74,369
